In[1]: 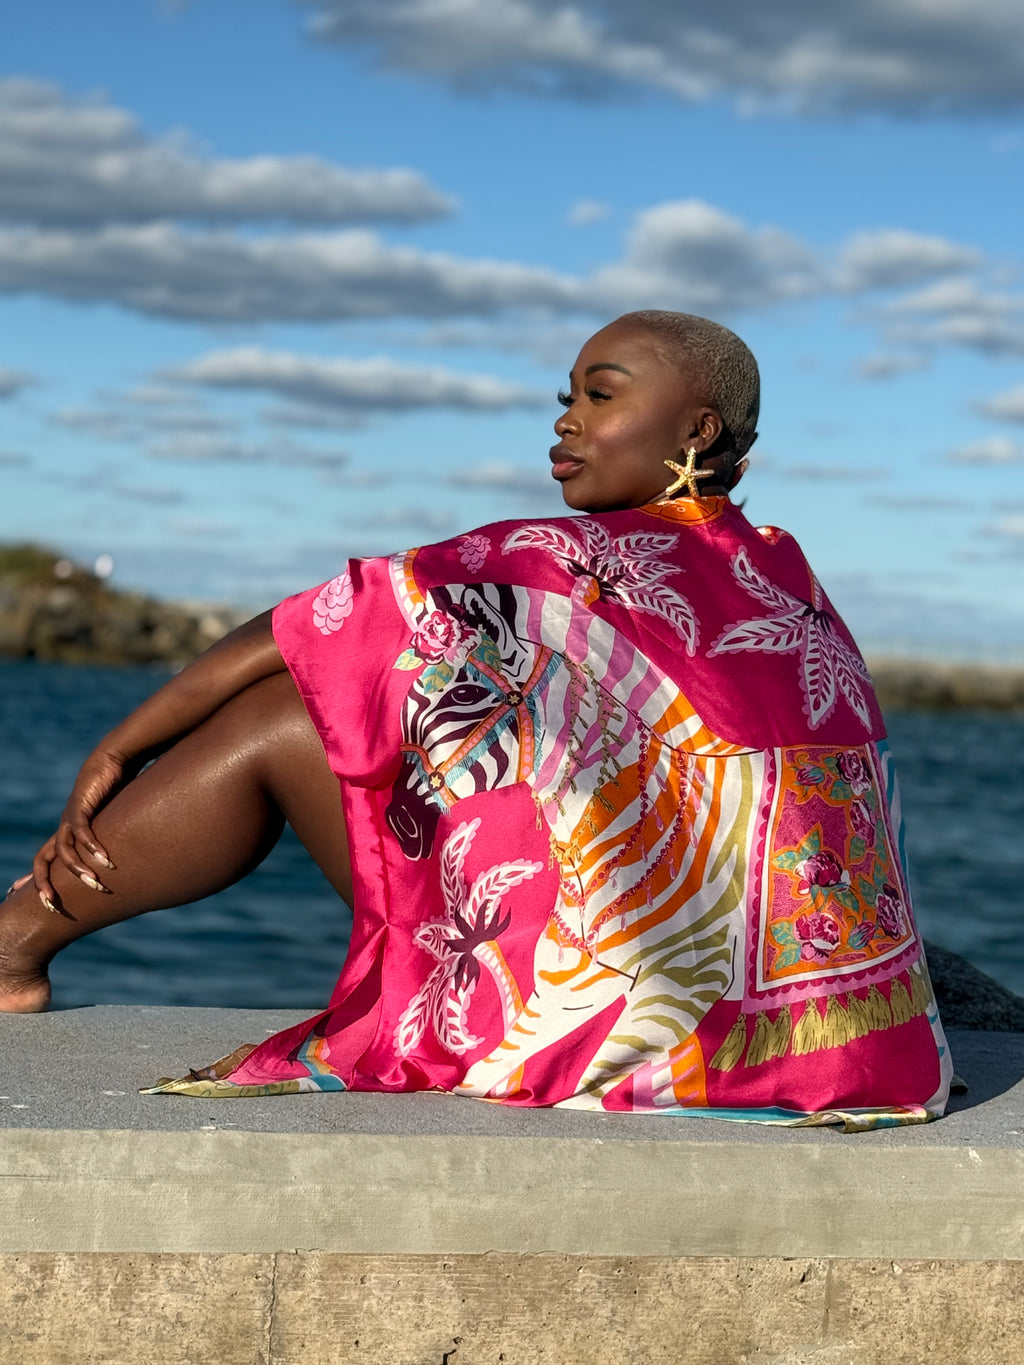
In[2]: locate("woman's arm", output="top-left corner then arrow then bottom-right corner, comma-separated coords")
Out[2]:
32,609 -> 286,908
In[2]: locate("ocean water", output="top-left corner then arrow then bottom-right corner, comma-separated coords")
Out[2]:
1,659 -> 1022,1006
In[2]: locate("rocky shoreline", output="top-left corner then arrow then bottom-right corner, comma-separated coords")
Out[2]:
922,942 -> 1024,1032
867,657 -> 1024,713
3,545 -> 1024,707
0,544 -> 245,668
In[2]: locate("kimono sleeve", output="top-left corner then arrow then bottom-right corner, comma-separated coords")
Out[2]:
272,556 -> 412,787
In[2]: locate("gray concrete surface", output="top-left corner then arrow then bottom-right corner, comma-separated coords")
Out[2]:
0,1005 -> 1019,1144
2,1009 -> 1024,1260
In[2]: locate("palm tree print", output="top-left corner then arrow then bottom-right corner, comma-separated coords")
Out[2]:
394,818 -> 542,1058
501,521 -> 699,653
709,546 -> 872,728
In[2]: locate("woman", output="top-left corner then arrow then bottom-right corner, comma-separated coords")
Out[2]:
0,312 -> 952,1127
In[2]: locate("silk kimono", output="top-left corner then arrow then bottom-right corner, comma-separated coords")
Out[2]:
148,497 -> 952,1129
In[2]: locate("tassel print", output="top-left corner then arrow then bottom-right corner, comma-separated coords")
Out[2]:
845,991 -> 873,1040
709,1015 -> 748,1071
719,968 -> 931,1071
821,994 -> 854,1049
745,1007 -> 793,1067
864,984 -> 893,1032
889,975 -> 913,1026
910,961 -> 933,1015
791,1001 -> 826,1056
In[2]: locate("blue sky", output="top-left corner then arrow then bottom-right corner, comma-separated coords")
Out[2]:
4,0 -> 1024,658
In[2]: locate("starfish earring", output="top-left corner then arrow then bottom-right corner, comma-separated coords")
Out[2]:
662,447 -> 715,499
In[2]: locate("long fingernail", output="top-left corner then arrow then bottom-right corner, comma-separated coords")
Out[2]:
40,894 -> 60,915
81,875 -> 108,893
94,853 -> 116,870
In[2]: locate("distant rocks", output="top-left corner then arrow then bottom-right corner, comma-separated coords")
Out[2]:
924,942 -> 1024,1032
0,544 -> 244,668
3,543 -> 1024,705
868,658 -> 1024,713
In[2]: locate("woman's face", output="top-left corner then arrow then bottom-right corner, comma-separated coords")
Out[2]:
550,320 -> 721,513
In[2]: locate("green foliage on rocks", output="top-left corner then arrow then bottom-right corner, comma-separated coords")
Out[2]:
0,543 -> 240,667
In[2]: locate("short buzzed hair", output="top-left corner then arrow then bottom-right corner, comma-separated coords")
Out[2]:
619,310 -> 760,464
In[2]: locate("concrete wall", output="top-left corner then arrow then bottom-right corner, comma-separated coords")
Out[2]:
5,1252 -> 1024,1365
3,1006 -> 1024,1363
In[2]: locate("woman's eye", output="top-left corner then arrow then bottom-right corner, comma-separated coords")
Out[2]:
586,387 -> 612,402
556,389 -> 573,407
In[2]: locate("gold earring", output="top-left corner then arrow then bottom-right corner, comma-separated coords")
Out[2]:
662,447 -> 714,499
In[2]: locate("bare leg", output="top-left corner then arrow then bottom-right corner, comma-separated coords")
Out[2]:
0,673 -> 351,1012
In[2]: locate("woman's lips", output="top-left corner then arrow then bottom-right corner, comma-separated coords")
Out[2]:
550,446 -> 585,480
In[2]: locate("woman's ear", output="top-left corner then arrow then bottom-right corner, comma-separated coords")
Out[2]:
696,408 -> 724,452
727,457 -> 749,491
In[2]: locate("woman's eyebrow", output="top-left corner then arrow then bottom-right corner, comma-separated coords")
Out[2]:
585,362 -> 632,377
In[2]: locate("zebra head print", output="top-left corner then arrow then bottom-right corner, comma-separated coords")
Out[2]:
385,583 -> 558,860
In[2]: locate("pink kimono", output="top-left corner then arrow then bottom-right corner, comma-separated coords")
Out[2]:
148,497 -> 952,1129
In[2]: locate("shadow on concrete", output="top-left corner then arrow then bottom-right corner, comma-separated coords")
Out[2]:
944,1028 -> 1024,1114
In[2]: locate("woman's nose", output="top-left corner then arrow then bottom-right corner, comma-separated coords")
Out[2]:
554,408 -> 580,436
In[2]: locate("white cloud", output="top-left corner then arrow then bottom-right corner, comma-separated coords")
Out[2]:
146,431 -> 349,468
836,231 -> 980,292
567,199 -> 611,226
447,461 -> 554,495
987,514 -> 1024,538
879,277 -> 1024,356
260,403 -> 370,431
977,384 -> 1024,423
592,200 -> 822,313
920,316 -> 1024,354
302,0 -> 709,101
166,347 -> 546,412
0,194 -> 992,335
298,0 -> 1024,115
52,400 -> 228,444
855,352 -> 929,380
0,365 -> 31,397
52,406 -> 143,442
52,391 -> 351,468
106,483 -> 187,506
0,223 -> 579,322
371,506 -> 457,535
867,493 -> 967,512
165,516 -> 238,538
947,436 -> 1024,464
761,460 -> 890,482
0,78 -> 452,226
883,277 -> 1018,318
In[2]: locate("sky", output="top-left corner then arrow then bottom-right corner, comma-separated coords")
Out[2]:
4,0 -> 1024,659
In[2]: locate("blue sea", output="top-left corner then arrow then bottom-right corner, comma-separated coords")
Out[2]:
1,658 -> 1022,1005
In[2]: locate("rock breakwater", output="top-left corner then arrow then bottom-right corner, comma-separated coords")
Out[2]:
867,657 -> 1024,712
0,544 -> 243,667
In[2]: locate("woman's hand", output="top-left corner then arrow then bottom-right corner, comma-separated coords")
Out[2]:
32,748 -> 130,910
29,608 -> 285,913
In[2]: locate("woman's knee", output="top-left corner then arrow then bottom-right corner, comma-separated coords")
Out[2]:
214,672 -> 336,801
231,673 -> 352,901
194,671 -> 315,763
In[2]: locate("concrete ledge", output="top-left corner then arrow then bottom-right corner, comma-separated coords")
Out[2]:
2,1007 -> 1024,1261
3,1252 -> 1024,1365
4,1009 -> 1024,1362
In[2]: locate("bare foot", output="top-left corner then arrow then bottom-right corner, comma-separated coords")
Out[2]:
0,892 -> 53,1013
0,966 -> 51,1013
